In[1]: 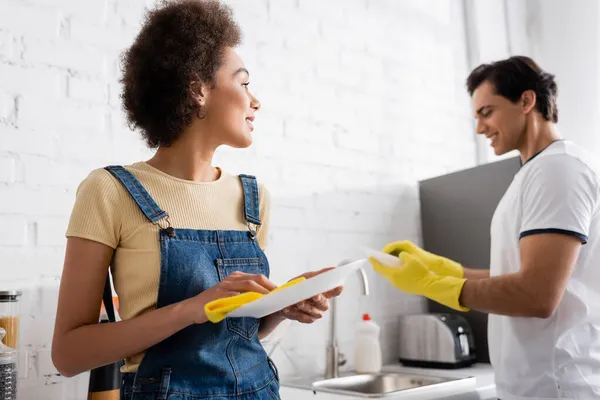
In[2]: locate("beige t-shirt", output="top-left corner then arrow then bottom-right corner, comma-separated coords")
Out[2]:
65,162 -> 271,372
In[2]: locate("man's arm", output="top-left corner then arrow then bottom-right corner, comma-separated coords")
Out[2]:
463,268 -> 490,279
459,233 -> 581,318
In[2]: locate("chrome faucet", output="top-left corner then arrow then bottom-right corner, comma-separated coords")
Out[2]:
325,259 -> 370,379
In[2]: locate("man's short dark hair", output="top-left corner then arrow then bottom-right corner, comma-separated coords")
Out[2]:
466,56 -> 558,123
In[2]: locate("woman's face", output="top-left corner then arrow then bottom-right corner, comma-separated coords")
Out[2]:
200,47 -> 261,149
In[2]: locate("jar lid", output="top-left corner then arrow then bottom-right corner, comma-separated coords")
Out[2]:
0,290 -> 22,302
0,328 -> 17,365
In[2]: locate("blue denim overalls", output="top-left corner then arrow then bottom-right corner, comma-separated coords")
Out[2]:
104,166 -> 280,400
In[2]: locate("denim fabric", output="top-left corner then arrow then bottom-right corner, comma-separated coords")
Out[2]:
105,165 -> 168,223
239,174 -> 261,227
121,371 -> 280,400
106,167 -> 279,400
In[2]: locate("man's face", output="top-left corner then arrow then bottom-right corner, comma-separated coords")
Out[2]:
471,81 -> 527,156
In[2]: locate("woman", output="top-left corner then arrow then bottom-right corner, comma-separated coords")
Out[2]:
51,1 -> 341,398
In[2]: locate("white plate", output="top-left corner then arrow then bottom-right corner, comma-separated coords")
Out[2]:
363,247 -> 404,268
227,259 -> 368,319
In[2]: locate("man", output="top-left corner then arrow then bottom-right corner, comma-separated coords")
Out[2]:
370,56 -> 600,399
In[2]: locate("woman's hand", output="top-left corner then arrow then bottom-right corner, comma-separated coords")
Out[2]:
184,272 -> 277,324
281,267 -> 344,324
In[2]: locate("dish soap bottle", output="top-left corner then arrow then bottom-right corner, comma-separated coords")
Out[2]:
354,313 -> 382,373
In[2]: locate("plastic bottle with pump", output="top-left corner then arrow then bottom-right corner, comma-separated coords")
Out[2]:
354,313 -> 382,374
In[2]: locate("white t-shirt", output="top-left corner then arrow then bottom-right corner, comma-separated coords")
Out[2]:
489,140 -> 600,400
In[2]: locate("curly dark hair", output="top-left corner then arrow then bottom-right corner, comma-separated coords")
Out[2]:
120,0 -> 242,148
466,56 -> 558,123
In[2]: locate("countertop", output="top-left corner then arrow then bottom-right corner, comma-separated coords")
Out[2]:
280,363 -> 496,400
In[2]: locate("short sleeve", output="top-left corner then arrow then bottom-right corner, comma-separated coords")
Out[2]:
257,184 -> 271,250
66,169 -> 123,249
519,155 -> 599,244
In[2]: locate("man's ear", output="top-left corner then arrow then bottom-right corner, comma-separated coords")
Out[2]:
521,90 -> 537,115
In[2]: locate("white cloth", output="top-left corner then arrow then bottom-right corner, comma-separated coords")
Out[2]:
488,140 -> 600,399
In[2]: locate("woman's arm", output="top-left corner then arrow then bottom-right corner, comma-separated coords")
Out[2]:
52,238 -> 196,377
52,237 -> 274,377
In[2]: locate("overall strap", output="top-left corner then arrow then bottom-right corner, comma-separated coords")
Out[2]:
102,165 -> 172,325
102,273 -> 116,323
104,165 -> 169,224
239,175 -> 262,231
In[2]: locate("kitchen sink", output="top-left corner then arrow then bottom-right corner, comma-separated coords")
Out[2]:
312,372 -> 450,396
283,370 -> 476,398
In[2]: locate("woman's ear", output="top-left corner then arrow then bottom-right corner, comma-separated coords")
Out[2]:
189,81 -> 206,106
189,72 -> 210,106
189,74 -> 209,119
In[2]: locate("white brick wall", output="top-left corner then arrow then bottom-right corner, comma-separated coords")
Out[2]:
0,0 -> 477,398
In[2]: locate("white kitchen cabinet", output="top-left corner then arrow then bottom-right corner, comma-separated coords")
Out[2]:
279,363 -> 496,400
280,386 -> 367,400
279,386 -> 311,400
280,385 -> 496,400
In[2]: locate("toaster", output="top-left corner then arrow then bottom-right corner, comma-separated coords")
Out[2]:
398,313 -> 476,369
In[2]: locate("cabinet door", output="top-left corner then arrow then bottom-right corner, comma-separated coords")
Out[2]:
280,387 -> 312,400
280,386 -> 363,400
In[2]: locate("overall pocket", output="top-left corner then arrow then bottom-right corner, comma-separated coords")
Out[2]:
266,378 -> 281,400
127,368 -> 172,400
216,257 -> 264,340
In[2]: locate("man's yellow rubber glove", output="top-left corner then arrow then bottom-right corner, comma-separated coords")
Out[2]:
204,277 -> 306,323
382,241 -> 464,278
369,252 -> 469,312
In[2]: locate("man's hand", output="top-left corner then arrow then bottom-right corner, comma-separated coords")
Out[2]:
382,241 -> 465,278
369,252 -> 468,312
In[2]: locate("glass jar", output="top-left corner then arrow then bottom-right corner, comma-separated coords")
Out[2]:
0,292 -> 21,350
0,328 -> 17,400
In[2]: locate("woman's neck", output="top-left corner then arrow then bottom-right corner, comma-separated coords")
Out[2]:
147,135 -> 220,182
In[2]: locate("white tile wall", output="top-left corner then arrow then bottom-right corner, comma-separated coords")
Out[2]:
0,0 -> 477,398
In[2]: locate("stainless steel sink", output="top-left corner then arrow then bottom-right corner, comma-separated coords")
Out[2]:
312,372 -> 450,396
283,370 -> 476,398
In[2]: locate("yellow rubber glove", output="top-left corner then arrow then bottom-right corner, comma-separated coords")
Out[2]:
369,252 -> 469,312
382,240 -> 464,278
204,277 -> 306,323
